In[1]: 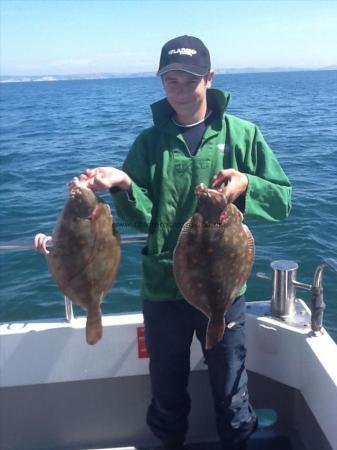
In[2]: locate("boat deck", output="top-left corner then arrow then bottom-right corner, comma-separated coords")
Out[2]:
187,432 -> 293,449
82,431 -> 293,450
75,429 -> 294,450
186,431 -> 293,449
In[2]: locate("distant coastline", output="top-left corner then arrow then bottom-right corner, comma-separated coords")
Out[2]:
1,66 -> 336,84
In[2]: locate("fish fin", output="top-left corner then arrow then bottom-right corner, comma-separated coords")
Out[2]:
86,304 -> 103,345
178,218 -> 192,237
206,312 -> 226,350
243,224 -> 255,261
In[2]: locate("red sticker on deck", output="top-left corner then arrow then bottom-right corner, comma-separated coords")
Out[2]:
137,326 -> 149,358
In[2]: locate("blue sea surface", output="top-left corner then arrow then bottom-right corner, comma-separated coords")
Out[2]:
1,71 -> 336,341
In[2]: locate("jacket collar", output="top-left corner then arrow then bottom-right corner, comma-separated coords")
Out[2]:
150,88 -> 230,129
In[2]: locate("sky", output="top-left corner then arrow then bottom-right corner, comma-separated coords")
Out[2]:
1,0 -> 337,76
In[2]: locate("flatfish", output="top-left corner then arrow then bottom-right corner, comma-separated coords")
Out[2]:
173,183 -> 254,349
47,180 -> 120,345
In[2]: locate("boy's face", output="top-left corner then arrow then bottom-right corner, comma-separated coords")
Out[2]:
162,70 -> 213,119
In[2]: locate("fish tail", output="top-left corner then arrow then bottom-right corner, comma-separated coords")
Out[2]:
86,306 -> 103,345
206,312 -> 225,350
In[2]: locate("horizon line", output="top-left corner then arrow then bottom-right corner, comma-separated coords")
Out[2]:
1,66 -> 337,83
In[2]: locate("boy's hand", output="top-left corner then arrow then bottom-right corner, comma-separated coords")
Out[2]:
212,169 -> 248,203
69,167 -> 132,192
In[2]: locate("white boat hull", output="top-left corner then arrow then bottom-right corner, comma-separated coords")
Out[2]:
1,300 -> 336,450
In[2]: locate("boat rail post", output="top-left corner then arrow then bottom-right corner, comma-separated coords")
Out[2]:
64,296 -> 75,323
310,258 -> 337,335
257,260 -> 312,321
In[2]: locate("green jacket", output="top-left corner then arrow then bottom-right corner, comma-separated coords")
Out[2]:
112,89 -> 291,301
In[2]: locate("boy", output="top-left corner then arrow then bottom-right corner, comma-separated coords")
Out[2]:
36,35 -> 291,449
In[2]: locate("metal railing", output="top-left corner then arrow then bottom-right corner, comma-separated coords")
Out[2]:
0,234 -> 147,251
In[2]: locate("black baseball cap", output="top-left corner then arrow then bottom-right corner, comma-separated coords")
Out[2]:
157,35 -> 211,77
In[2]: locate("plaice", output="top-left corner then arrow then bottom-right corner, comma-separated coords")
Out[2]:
46,180 -> 120,345
173,183 -> 255,349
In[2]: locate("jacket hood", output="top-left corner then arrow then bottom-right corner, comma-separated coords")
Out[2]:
150,88 -> 231,127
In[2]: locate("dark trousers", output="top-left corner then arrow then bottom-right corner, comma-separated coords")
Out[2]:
143,296 -> 256,447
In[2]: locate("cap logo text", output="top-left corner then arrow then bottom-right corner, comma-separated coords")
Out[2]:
168,48 -> 197,57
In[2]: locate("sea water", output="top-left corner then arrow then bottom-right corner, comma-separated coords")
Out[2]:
1,71 -> 336,341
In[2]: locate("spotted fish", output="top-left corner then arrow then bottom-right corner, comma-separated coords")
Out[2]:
173,183 -> 255,349
46,180 -> 120,345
